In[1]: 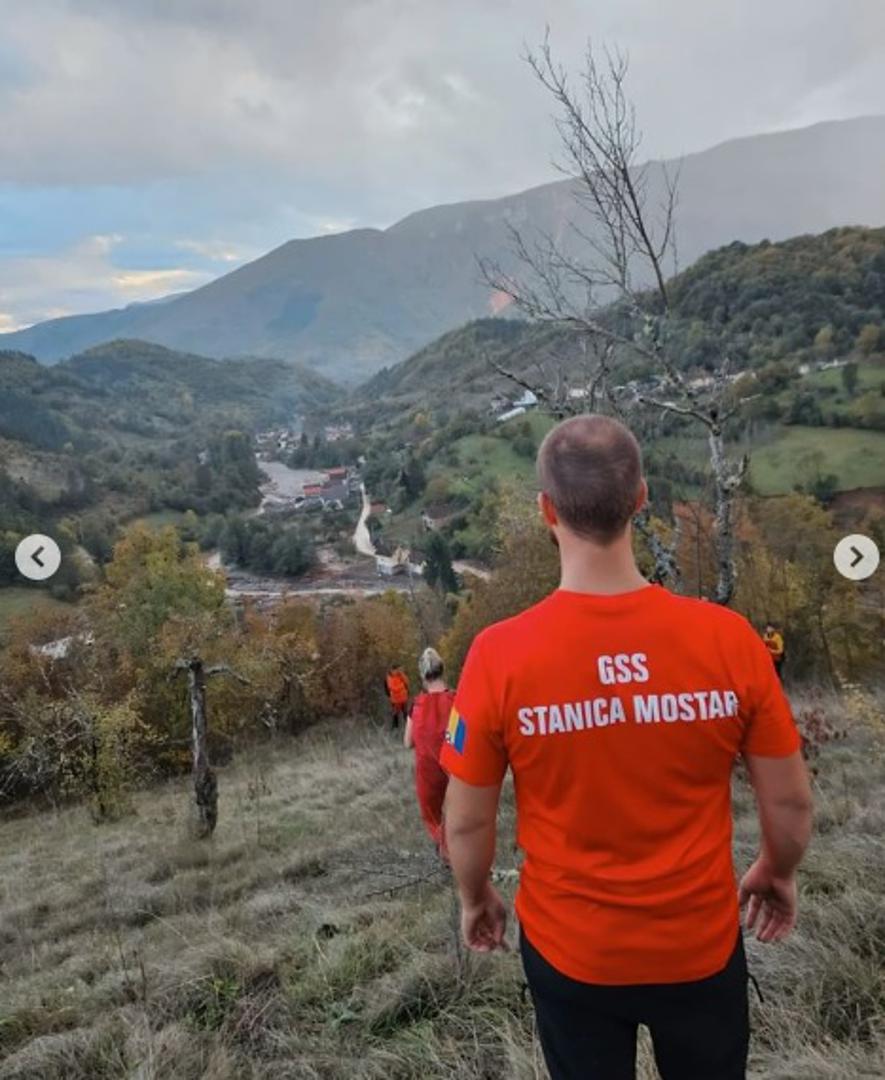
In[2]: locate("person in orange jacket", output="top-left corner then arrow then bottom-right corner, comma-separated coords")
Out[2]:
404,647 -> 454,856
762,623 -> 786,680
384,665 -> 410,729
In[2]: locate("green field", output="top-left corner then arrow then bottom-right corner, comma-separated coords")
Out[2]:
749,426 -> 885,495
785,361 -> 885,425
455,413 -> 885,500
433,413 -> 554,493
802,361 -> 883,395
651,424 -> 885,497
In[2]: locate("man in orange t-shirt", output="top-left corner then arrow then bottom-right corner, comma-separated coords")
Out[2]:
384,665 -> 410,730
762,622 -> 786,680
441,415 -> 812,1080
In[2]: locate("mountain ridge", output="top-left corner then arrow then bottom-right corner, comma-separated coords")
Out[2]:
4,115 -> 885,382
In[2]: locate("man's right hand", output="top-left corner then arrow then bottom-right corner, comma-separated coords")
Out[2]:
738,858 -> 798,943
461,881 -> 507,952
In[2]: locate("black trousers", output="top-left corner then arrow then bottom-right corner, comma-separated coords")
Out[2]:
521,930 -> 749,1080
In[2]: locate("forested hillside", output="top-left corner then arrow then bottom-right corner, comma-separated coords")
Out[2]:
359,226 -> 885,411
347,228 -> 885,591
1,340 -> 339,453
0,340 -> 341,590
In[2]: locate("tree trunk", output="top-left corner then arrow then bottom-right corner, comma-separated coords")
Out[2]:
710,427 -> 739,606
185,659 -> 218,837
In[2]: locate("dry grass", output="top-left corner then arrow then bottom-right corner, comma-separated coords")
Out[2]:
1,695 -> 883,1079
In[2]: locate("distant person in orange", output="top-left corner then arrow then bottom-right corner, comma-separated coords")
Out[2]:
384,665 -> 410,730
763,622 -> 786,680
441,414 -> 812,1080
403,647 -> 454,855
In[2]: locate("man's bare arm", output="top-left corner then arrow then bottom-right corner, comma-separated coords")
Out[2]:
740,750 -> 813,942
745,750 -> 813,876
444,777 -> 507,951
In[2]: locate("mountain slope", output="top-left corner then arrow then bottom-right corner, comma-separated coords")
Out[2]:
4,117 -> 885,382
354,226 -> 885,413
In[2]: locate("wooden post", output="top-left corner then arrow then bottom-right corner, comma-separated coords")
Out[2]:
185,659 -> 217,837
173,658 -> 248,838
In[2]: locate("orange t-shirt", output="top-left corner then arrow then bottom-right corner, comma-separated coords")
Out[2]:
386,671 -> 409,706
440,585 -> 800,986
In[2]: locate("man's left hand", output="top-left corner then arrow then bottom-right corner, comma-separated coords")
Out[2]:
461,882 -> 508,952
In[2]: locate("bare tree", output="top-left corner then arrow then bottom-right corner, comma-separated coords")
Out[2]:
172,657 -> 248,838
480,34 -> 748,603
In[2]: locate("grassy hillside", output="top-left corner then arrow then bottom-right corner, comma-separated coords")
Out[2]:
0,702 -> 882,1079
749,427 -> 885,495
650,421 -> 885,497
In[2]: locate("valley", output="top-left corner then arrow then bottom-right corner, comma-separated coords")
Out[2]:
2,227 -> 884,637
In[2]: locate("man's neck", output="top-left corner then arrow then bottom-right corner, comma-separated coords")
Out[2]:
558,531 -> 649,596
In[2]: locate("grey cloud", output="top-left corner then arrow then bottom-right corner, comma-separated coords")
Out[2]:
1,1 -> 884,260
4,0 -> 884,328
4,0 -> 880,199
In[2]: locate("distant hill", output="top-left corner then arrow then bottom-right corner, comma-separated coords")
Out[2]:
356,226 -> 885,413
0,339 -> 340,454
0,339 -> 342,538
4,117 -> 885,383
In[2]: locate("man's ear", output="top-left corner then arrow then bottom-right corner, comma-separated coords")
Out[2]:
538,491 -> 558,526
635,478 -> 649,514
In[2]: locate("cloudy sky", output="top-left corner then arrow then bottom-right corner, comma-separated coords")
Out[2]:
2,0 -> 884,332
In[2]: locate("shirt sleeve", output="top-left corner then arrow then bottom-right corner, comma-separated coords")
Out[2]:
440,631 -> 508,786
741,628 -> 801,757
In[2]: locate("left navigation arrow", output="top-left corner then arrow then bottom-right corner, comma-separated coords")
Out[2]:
15,535 -> 62,582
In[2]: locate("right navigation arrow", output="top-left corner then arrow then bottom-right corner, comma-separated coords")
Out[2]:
834,534 -> 880,581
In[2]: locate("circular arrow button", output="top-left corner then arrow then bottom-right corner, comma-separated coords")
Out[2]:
15,534 -> 62,582
833,534 -> 879,581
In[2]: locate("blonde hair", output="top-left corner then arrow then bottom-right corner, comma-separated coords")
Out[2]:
419,647 -> 444,682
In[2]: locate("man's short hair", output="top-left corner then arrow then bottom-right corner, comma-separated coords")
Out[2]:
536,414 -> 643,544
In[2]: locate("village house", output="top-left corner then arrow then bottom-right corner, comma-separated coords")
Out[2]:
324,422 -> 354,442
493,387 -> 540,423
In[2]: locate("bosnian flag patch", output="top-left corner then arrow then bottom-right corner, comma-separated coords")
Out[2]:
446,707 -> 467,754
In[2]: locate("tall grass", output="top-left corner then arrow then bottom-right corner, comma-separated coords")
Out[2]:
0,696 -> 883,1078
